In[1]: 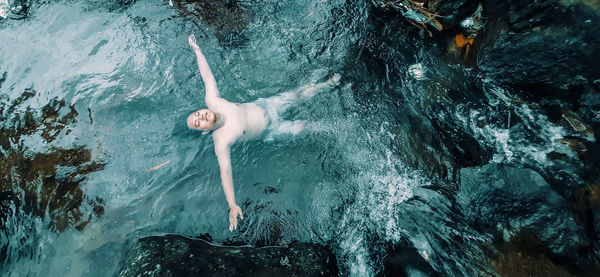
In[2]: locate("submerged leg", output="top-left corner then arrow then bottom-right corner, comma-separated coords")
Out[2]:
265,120 -> 307,141
265,73 -> 341,115
277,120 -> 306,135
296,73 -> 341,99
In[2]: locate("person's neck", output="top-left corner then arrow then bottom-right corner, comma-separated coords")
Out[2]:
209,113 -> 225,131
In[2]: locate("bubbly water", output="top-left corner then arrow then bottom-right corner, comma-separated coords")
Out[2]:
0,1 -> 585,276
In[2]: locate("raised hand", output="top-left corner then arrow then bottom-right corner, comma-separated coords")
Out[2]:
188,34 -> 200,50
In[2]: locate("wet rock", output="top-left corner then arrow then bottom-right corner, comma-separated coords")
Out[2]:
349,10 -> 494,178
478,0 -> 600,99
118,234 -> 338,277
558,138 -> 588,157
593,79 -> 600,91
429,110 -> 493,170
572,183 -> 600,212
490,235 -> 576,277
571,179 -> 600,242
458,163 -> 595,268
372,0 -> 479,33
372,0 -> 443,34
546,150 -> 577,164
382,245 -> 437,277
433,0 -> 479,29
561,110 -> 595,141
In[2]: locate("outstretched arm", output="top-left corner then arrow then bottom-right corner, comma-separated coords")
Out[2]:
214,141 -> 243,231
188,34 -> 221,105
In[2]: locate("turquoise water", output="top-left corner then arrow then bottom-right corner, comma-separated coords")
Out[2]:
1,1 -> 587,276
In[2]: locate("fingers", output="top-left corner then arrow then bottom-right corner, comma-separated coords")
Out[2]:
188,34 -> 198,48
228,207 -> 243,231
229,214 -> 237,231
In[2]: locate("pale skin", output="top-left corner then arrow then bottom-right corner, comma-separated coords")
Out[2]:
187,34 -> 339,231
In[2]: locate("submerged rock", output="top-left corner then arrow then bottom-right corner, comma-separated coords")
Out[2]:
170,0 -> 252,46
0,87 -> 105,232
478,0 -> 600,99
118,234 -> 338,277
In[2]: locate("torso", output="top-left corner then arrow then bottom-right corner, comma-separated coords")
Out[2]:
210,99 -> 269,145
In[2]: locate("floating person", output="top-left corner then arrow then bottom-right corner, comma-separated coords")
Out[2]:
186,34 -> 340,231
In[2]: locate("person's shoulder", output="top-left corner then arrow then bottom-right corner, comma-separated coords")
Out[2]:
212,125 -> 241,145
212,132 -> 232,148
207,96 -> 234,109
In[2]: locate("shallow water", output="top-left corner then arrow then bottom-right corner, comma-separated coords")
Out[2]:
0,1 -> 592,276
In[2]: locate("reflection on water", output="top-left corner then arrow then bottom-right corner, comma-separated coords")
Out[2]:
0,0 -> 597,276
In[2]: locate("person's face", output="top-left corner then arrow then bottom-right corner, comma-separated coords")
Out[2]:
187,109 -> 217,130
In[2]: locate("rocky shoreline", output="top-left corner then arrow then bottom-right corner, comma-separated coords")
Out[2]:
117,234 -> 338,277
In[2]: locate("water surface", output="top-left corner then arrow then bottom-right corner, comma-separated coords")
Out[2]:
0,1 -> 587,276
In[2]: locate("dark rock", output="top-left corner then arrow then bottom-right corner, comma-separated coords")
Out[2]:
429,110 -> 493,169
371,0 -> 479,33
0,191 -> 16,230
546,151 -> 573,163
434,0 -> 479,29
118,234 -> 338,277
572,183 -> 600,212
593,79 -> 600,91
490,235 -> 576,277
383,246 -> 437,277
478,0 -> 600,100
457,163 -> 596,268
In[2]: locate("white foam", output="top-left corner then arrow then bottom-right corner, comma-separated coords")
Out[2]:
0,0 -> 8,19
408,63 -> 426,80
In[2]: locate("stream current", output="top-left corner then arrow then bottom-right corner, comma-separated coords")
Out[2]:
0,1 -> 590,276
